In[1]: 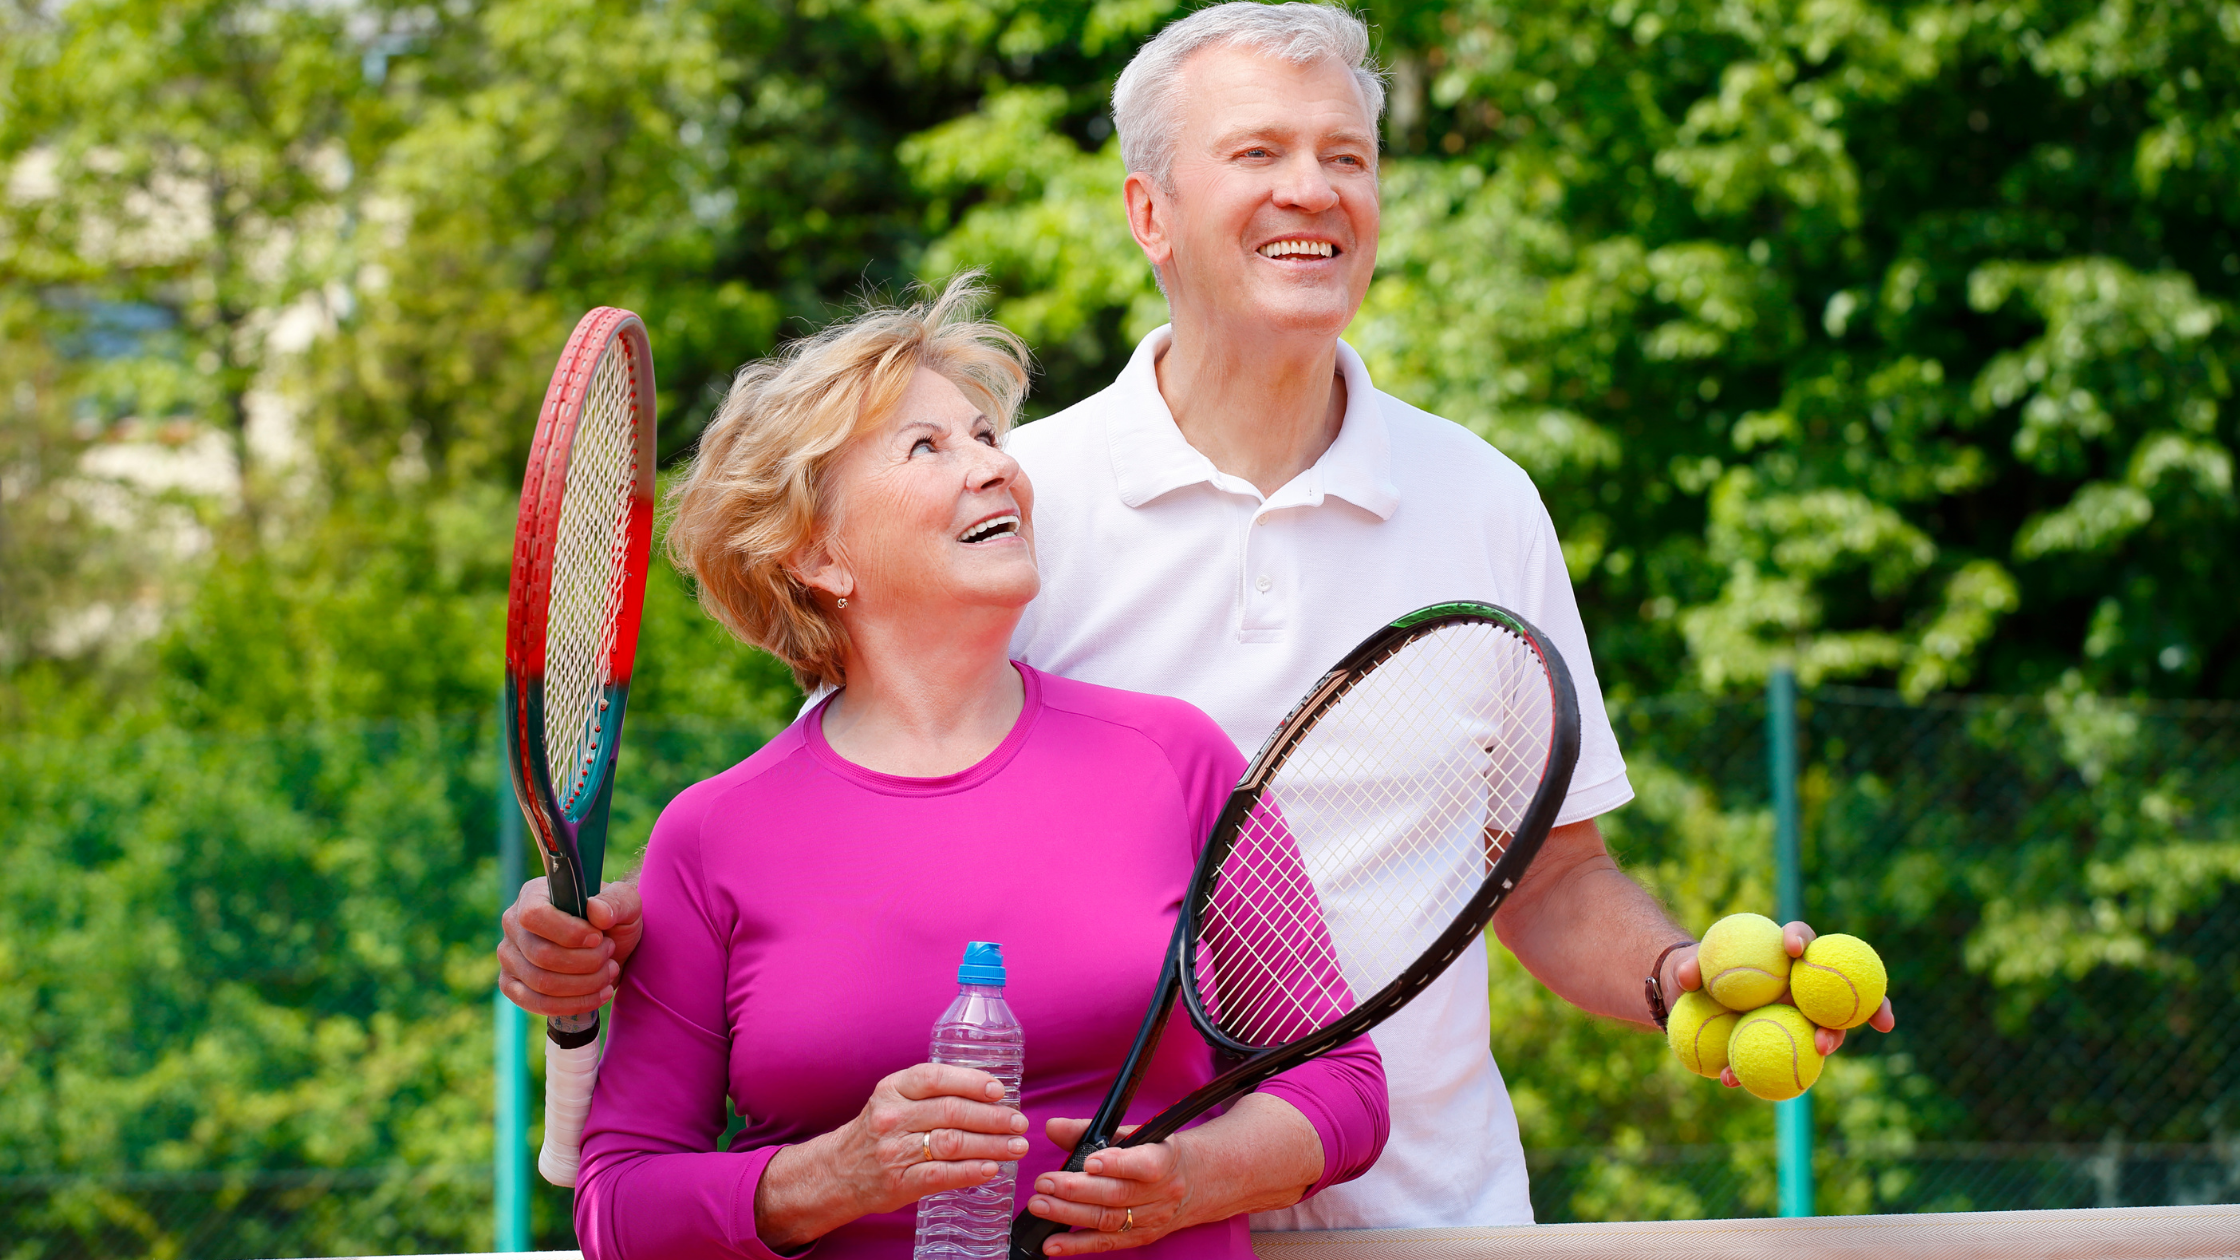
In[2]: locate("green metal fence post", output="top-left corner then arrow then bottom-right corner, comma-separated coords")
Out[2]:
1768,666 -> 1815,1217
495,714 -> 532,1252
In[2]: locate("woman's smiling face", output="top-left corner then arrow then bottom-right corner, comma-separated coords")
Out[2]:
811,365 -> 1039,617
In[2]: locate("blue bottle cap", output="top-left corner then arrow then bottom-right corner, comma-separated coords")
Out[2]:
957,941 -> 1007,986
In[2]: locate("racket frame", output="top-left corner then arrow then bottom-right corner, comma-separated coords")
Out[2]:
1011,601 -> 1579,1259
503,307 -> 657,1049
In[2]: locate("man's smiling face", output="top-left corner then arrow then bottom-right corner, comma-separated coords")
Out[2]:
1147,45 -> 1381,342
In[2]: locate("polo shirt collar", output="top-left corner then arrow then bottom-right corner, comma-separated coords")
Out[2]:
1104,325 -> 1400,520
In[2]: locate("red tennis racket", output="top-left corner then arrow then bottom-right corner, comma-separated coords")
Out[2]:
503,307 -> 656,1187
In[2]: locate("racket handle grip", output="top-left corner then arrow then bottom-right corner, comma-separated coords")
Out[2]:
538,1019 -> 603,1187
1010,1212 -> 1068,1260
1007,1128 -> 1109,1259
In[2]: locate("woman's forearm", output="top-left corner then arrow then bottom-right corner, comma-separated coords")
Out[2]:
754,1131 -> 873,1253
1166,1093 -> 1325,1226
752,1065 -> 1028,1253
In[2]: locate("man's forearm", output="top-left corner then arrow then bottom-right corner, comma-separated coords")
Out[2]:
1491,819 -> 1690,1027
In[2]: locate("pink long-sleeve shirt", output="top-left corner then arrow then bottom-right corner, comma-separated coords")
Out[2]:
575,664 -> 1389,1260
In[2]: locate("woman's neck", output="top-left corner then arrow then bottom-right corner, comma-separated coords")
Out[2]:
819,607 -> 1025,777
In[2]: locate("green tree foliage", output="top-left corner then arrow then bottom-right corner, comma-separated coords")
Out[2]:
903,6 -> 2240,1214
0,293 -> 118,692
3,0 -> 2238,1245
0,0 -> 368,523
0,720 -> 496,1180
907,0 -> 2239,707
0,5 -> 802,1247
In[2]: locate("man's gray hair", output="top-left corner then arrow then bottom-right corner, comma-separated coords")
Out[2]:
1113,2 -> 1387,188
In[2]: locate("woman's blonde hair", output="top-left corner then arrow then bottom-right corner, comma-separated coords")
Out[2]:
664,274 -> 1030,691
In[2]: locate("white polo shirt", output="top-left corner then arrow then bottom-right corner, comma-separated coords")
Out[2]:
1005,325 -> 1633,1230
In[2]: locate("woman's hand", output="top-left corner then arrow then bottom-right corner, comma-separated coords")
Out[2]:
1024,1121 -> 1193,1253
755,1063 -> 1029,1252
1024,1095 -> 1321,1255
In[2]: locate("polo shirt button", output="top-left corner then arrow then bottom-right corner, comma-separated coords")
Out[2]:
1256,574 -> 1273,593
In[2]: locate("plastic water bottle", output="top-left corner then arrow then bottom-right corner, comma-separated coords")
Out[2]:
912,941 -> 1025,1260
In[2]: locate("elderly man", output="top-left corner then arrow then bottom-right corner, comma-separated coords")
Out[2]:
500,0 -> 1893,1239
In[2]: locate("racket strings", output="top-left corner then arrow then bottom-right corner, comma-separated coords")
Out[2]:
1194,818 -> 1357,1045
543,342 -> 641,814
1193,621 -> 1557,1048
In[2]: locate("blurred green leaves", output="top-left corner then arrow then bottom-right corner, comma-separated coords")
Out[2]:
904,0 -> 2239,706
906,87 -> 1163,366
5,2 -> 2228,708
4,0 -> 2239,1241
886,0 -> 2240,1218
0,720 -> 495,1172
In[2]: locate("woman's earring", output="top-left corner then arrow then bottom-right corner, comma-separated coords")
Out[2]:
837,597 -> 848,609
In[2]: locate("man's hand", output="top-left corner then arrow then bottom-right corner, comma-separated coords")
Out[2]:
1492,821 -> 1897,1078
1672,919 -> 1897,1084
495,876 -> 643,1018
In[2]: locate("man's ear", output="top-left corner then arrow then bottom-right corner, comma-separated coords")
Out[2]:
1124,171 -> 1173,271
786,536 -> 853,604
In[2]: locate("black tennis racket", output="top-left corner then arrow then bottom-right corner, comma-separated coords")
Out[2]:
503,307 -> 657,1186
1010,600 -> 1580,1259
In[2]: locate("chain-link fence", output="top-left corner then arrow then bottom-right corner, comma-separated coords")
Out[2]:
1514,687 -> 2240,1223
0,714 -> 777,1260
1524,1140 -> 2240,1222
4,688 -> 2237,1255
0,1169 -> 492,1260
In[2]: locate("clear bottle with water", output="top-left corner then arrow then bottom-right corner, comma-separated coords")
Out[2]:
913,941 -> 1025,1260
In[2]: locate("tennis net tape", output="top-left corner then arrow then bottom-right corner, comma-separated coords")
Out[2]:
294,1205 -> 2240,1260
1251,1206 -> 2240,1260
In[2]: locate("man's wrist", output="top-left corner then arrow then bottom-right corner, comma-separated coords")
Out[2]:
1644,939 -> 1695,1029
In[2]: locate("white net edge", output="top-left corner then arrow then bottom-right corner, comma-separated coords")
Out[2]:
1247,1205 -> 2240,1260
277,1204 -> 2240,1260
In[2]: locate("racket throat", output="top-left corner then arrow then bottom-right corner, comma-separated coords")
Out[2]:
572,761 -> 621,901
1073,965 -> 1183,1169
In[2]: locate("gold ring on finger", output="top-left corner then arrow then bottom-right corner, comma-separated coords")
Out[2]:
921,1131 -> 934,1163
1120,1208 -> 1133,1234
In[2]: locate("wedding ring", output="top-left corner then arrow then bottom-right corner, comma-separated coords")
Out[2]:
1120,1208 -> 1134,1234
920,1131 -> 934,1163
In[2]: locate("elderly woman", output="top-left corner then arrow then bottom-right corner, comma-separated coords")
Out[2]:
572,279 -> 1387,1260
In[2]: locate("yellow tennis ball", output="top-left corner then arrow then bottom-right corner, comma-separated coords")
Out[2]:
1790,933 -> 1888,1030
1698,912 -> 1791,1010
1666,989 -> 1738,1079
1728,1004 -> 1824,1101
